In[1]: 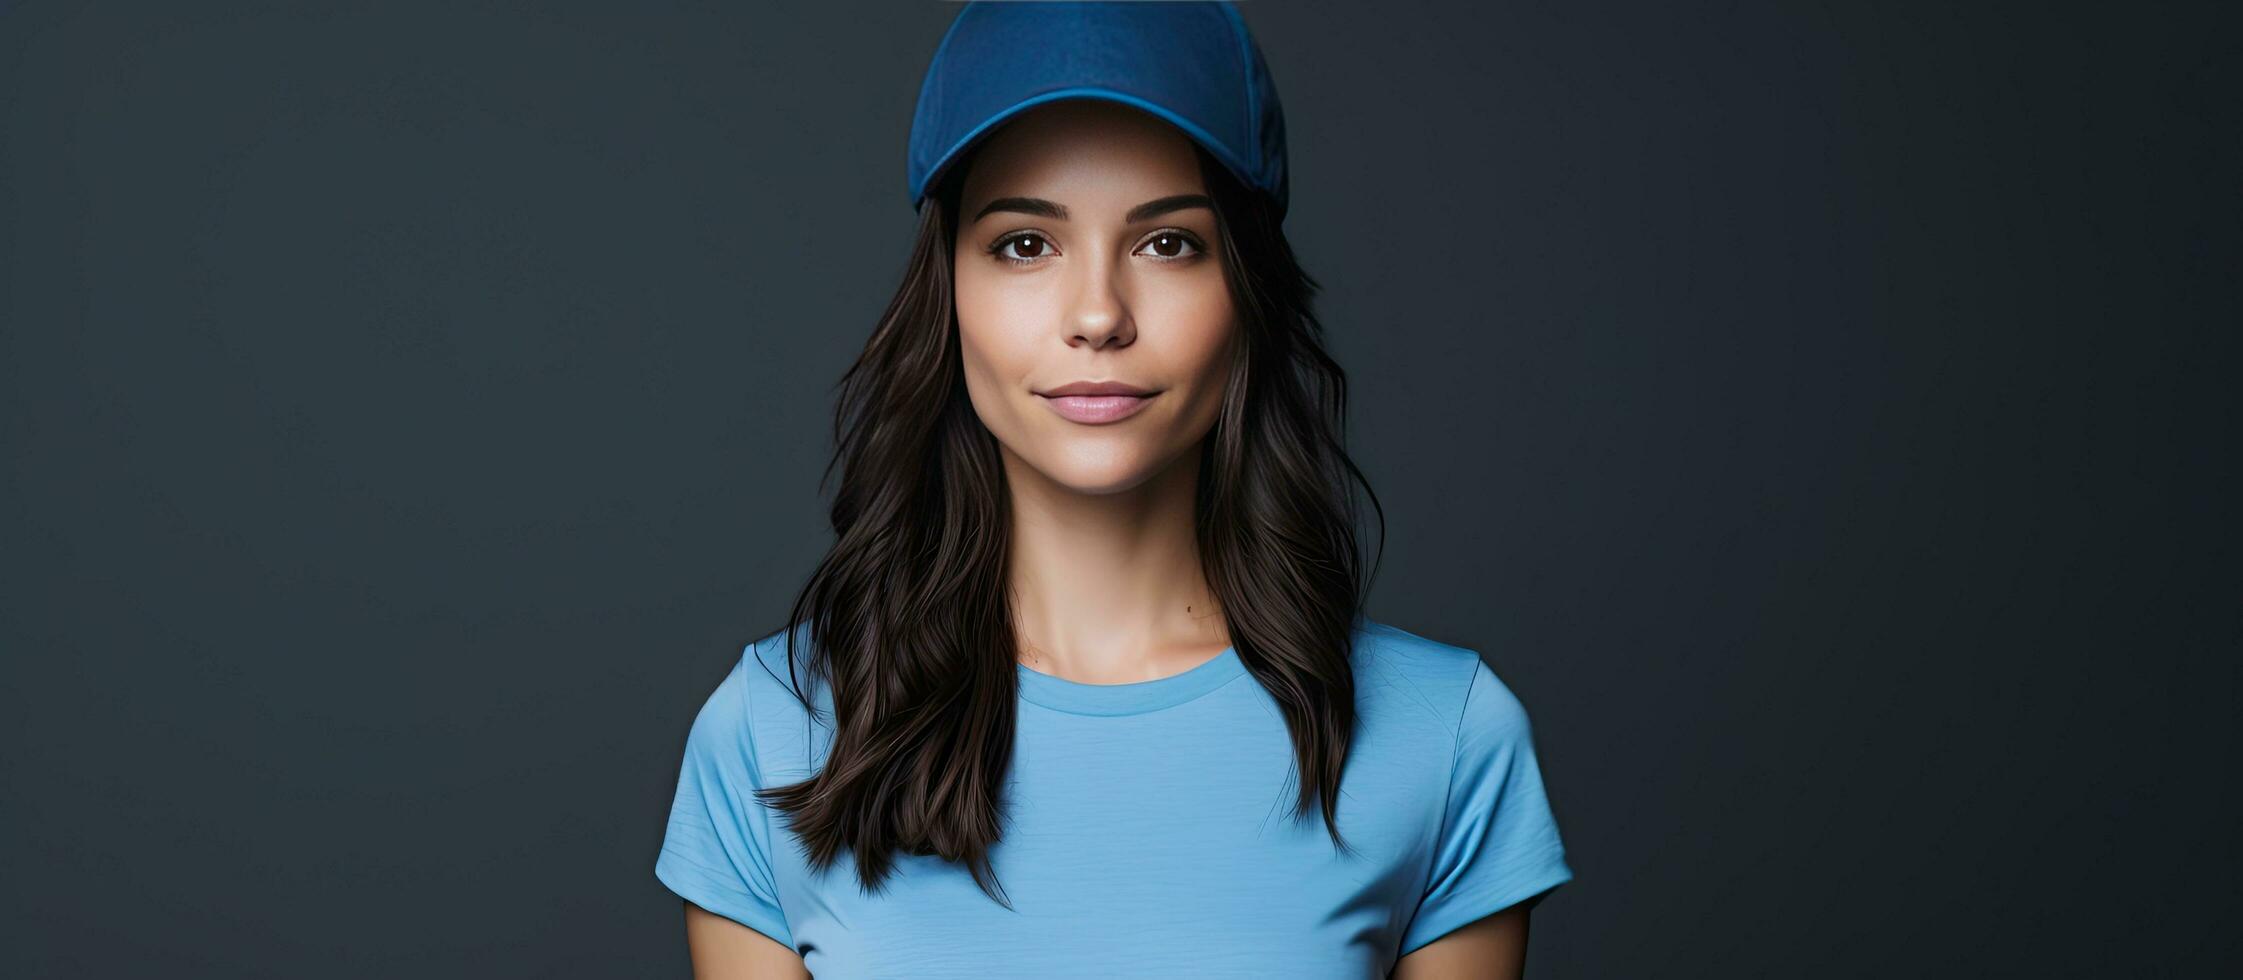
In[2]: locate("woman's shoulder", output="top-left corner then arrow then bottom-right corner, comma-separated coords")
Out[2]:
700,623 -> 834,778
738,621 -> 825,706
1349,618 -> 1534,734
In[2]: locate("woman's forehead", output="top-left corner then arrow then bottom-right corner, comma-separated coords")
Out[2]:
958,101 -> 1207,216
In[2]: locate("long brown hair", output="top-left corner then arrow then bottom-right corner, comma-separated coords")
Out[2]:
753,135 -> 1385,906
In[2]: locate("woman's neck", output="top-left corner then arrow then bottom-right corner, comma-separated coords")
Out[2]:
1001,445 -> 1229,683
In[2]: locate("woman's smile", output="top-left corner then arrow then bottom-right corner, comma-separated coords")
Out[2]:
1036,391 -> 1159,424
1033,379 -> 1163,424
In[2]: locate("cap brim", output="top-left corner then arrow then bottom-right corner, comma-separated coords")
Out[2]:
913,86 -> 1261,210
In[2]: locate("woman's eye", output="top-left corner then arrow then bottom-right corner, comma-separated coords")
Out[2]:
994,233 -> 1052,263
1139,231 -> 1203,260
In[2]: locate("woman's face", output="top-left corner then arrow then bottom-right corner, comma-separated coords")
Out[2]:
952,99 -> 1237,496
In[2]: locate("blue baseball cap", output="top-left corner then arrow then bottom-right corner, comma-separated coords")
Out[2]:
906,1 -> 1290,218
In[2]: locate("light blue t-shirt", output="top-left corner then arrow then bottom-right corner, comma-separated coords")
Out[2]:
655,619 -> 1572,977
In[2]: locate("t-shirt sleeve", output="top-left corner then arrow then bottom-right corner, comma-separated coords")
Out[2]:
654,651 -> 795,951
1398,656 -> 1574,957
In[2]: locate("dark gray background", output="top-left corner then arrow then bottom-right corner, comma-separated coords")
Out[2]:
3,1 -> 2233,976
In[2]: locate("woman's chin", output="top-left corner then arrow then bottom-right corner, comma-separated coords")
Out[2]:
1015,448 -> 1174,497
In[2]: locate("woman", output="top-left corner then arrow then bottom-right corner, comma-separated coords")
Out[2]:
655,4 -> 1572,977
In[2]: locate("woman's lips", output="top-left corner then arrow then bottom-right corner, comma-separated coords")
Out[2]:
1037,392 -> 1157,424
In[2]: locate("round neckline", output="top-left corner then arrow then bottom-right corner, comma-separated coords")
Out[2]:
1016,645 -> 1246,716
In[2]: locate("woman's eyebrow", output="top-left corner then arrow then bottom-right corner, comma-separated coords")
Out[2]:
971,193 -> 1213,224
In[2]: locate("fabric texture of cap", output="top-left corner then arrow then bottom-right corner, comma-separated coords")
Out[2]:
906,0 -> 1289,218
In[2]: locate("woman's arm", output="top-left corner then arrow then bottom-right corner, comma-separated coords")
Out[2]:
1390,905 -> 1532,980
681,901 -> 810,980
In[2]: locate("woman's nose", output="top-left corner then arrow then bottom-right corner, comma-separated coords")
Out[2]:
1066,254 -> 1133,349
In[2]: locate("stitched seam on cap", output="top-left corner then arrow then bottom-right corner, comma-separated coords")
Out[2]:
1225,3 -> 1258,178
